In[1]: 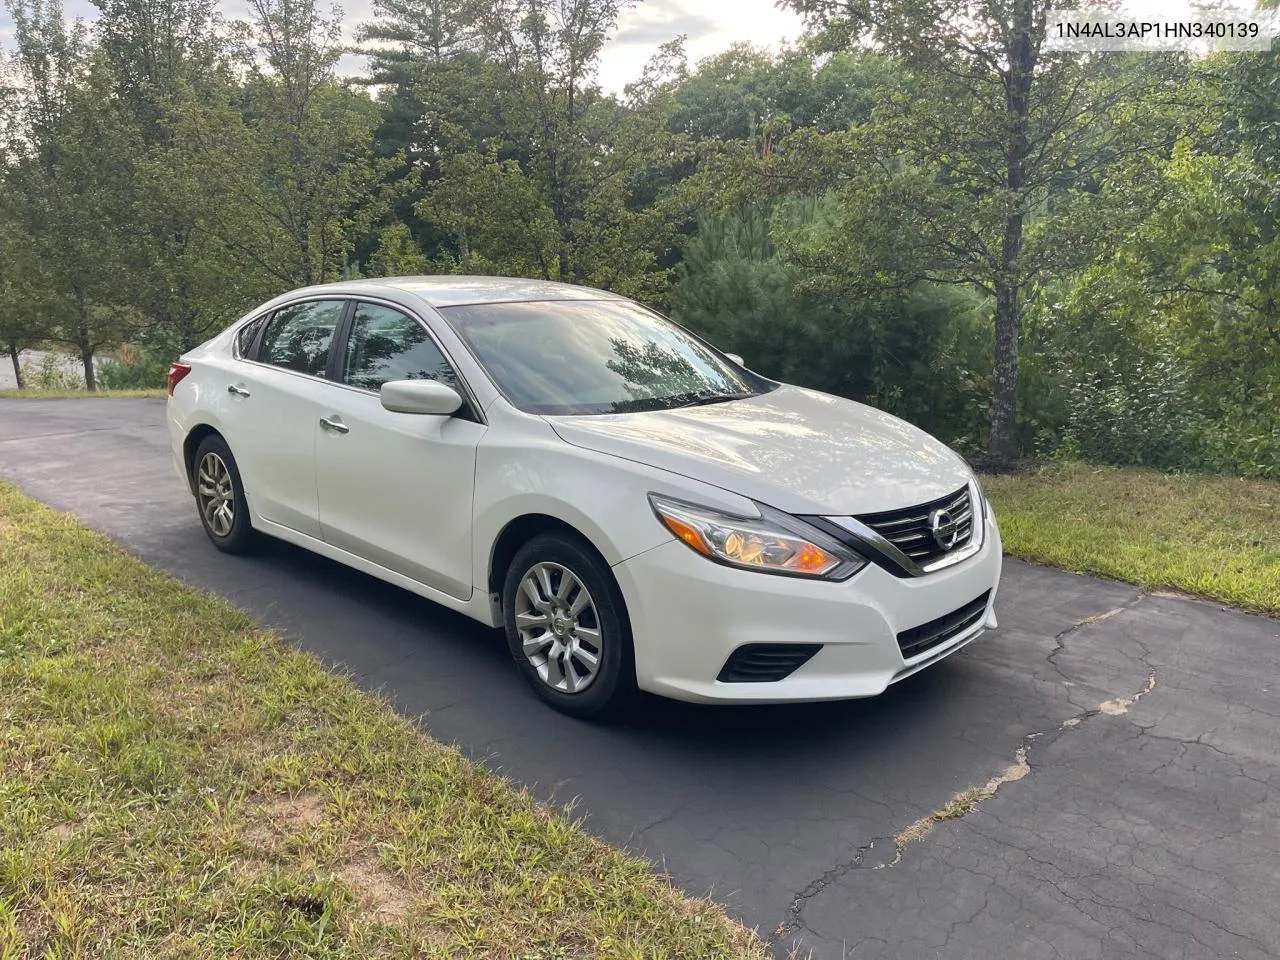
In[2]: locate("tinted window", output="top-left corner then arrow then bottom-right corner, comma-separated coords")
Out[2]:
259,300 -> 344,377
441,300 -> 763,415
235,314 -> 268,358
342,302 -> 457,392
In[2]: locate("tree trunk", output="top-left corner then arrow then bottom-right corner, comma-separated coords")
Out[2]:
989,263 -> 1021,462
458,224 -> 471,271
988,0 -> 1034,465
7,342 -> 22,390
82,345 -> 97,392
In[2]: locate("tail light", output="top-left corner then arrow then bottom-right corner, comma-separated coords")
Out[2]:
167,362 -> 192,396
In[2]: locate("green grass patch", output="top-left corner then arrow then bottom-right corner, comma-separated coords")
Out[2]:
0,388 -> 166,399
983,462 -> 1280,616
0,482 -> 766,959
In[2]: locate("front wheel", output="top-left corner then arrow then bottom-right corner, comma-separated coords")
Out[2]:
503,533 -> 636,719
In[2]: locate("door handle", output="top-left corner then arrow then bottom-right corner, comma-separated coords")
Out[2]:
227,384 -> 251,398
319,416 -> 349,434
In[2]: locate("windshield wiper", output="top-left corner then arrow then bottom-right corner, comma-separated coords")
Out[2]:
670,391 -> 756,409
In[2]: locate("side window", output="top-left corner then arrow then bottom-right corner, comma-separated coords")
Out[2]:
235,314 -> 269,359
258,300 -> 345,377
341,302 -> 458,392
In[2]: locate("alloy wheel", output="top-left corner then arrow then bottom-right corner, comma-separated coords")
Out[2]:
514,561 -> 603,694
197,452 -> 235,537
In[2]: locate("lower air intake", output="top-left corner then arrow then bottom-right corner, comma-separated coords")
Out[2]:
717,643 -> 823,683
896,590 -> 992,661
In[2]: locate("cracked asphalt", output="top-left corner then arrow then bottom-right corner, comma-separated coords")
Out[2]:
2,397 -> 1278,959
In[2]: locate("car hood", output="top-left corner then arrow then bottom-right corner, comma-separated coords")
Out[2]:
545,385 -> 974,516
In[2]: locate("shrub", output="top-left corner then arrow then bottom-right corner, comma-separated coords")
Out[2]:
19,352 -> 86,390
670,206 -> 991,447
98,344 -> 172,390
1055,354 -> 1207,470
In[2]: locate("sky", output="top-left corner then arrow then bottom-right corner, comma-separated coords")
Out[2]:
0,0 -> 808,94
601,0 -> 805,90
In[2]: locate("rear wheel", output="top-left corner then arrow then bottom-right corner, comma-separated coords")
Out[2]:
192,434 -> 255,554
503,533 -> 635,719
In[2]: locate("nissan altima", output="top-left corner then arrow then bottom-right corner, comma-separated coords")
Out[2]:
166,277 -> 1001,717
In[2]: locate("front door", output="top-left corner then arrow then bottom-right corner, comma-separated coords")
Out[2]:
315,301 -> 485,600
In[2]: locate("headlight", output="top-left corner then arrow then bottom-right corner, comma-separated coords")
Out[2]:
648,494 -> 867,580
970,473 -> 989,520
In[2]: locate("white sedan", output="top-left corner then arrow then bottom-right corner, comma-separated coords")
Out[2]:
167,277 -> 1001,717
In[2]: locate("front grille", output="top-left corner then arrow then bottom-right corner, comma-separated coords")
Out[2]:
857,485 -> 973,567
897,591 -> 991,660
717,643 -> 822,683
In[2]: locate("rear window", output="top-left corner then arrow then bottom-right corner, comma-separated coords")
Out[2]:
235,315 -> 268,358
258,300 -> 345,378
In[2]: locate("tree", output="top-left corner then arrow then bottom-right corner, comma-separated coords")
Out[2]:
671,203 -> 989,443
360,0 -> 693,298
417,151 -> 560,276
91,0 -> 246,354
777,0 -> 1171,463
91,0 -> 223,141
3,0 -> 138,389
668,43 -> 892,142
0,71 -> 34,388
358,0 -> 489,165
1042,51 -> 1280,477
0,220 -> 41,389
471,0 -> 637,280
172,0 -> 381,294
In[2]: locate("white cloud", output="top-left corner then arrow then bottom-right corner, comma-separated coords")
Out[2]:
598,0 -> 805,92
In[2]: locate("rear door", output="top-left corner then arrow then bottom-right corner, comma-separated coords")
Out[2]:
219,298 -> 347,539
315,300 -> 485,600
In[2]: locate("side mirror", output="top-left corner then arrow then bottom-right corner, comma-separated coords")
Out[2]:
380,379 -> 463,416
724,352 -> 744,367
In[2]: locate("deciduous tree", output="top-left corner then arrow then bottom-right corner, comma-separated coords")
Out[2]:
778,0 -> 1170,462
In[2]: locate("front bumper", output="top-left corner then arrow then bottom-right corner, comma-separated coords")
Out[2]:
612,512 -> 1002,703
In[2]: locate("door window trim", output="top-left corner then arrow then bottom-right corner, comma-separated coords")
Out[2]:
233,310 -> 272,361
327,296 -> 485,424
247,297 -> 351,380
233,293 -> 485,424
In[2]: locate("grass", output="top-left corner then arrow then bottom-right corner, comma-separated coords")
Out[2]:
982,461 -> 1280,617
0,482 -> 767,960
0,388 -> 166,399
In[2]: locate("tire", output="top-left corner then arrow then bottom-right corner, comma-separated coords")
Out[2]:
191,434 -> 256,554
503,532 -> 636,719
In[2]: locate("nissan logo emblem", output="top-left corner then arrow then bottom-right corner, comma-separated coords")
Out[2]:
929,508 -> 959,550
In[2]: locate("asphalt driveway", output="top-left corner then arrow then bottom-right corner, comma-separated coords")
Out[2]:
2,397 -> 1278,959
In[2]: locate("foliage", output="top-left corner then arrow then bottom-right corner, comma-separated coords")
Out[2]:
740,0 -> 1180,462
671,203 -> 990,446
668,42 -> 892,141
2,1 -> 140,389
18,351 -> 87,390
98,344 -> 173,390
1056,354 -> 1207,471
1024,53 -> 1280,479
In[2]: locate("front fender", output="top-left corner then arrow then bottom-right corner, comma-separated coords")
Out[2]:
472,417 -> 757,594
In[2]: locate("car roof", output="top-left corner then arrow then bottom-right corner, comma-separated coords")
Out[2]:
287,276 -> 631,309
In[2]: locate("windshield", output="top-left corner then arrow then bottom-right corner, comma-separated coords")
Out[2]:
441,299 -> 769,415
